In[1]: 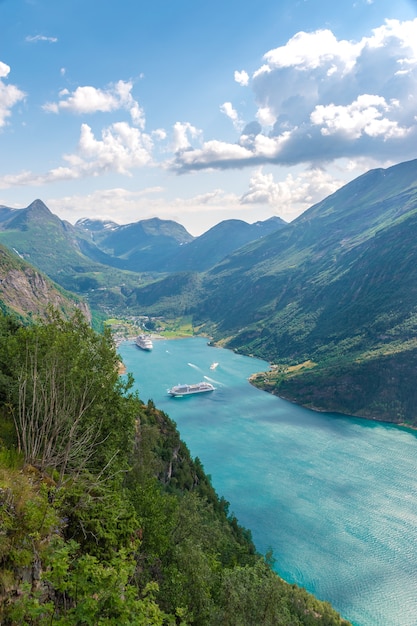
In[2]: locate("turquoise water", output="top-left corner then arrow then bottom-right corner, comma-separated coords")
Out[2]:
119,337 -> 417,626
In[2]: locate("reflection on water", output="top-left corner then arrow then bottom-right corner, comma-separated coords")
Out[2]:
119,337 -> 417,626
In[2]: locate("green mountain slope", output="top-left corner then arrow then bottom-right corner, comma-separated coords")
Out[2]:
195,159 -> 417,423
0,202 -> 286,308
129,158 -> 417,423
0,200 -> 103,285
0,242 -> 89,322
76,216 -> 194,271
158,217 -> 287,272
0,200 -> 149,305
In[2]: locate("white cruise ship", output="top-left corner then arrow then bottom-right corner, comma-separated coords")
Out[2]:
135,334 -> 153,351
167,382 -> 215,397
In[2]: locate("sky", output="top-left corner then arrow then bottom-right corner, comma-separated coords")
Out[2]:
1,0 -> 417,236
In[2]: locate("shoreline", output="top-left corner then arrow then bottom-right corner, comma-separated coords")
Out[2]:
119,331 -> 417,432
249,373 -> 417,432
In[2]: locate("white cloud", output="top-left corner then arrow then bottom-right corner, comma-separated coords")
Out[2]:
173,131 -> 293,171
25,35 -> 58,43
43,80 -> 145,127
220,101 -> 244,131
256,106 -> 275,127
171,121 -> 202,152
220,101 -> 238,122
311,94 -> 410,139
241,167 -> 344,220
0,61 -> 26,128
234,70 -> 249,86
68,122 -> 153,174
256,29 -> 360,76
0,121 -> 154,187
173,139 -> 253,169
0,170 -> 38,188
251,18 -> 417,134
152,128 -> 167,140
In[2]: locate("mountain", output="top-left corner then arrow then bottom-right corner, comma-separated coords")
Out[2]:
0,199 -> 102,286
197,159 -> 417,348
75,215 -> 286,272
0,200 -> 149,303
75,216 -> 194,271
129,158 -> 417,424
0,201 -> 286,288
0,242 -> 90,322
158,216 -> 287,272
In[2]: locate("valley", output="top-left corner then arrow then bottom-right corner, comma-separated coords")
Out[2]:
1,158 -> 417,424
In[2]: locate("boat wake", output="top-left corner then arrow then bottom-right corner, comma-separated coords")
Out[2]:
204,375 -> 223,386
187,362 -> 202,371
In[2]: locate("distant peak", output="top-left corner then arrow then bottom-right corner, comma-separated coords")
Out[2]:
26,199 -> 52,214
75,217 -> 119,232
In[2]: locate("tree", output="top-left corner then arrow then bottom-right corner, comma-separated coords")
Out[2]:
7,309 -> 137,485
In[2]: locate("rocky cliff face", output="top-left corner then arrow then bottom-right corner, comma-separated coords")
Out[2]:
0,245 -> 90,322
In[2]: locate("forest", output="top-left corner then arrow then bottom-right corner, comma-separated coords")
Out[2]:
0,309 -> 350,625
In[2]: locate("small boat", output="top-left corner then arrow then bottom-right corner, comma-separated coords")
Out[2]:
135,334 -> 153,351
167,382 -> 215,397
210,362 -> 219,370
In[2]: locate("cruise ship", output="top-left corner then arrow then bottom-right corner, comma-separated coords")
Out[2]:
167,382 -> 215,397
135,334 -> 153,351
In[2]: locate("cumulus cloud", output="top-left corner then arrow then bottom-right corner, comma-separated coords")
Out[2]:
43,80 -> 145,128
173,18 -> 417,172
0,61 -> 26,128
172,139 -> 253,170
0,121 -> 154,187
234,70 -> 249,86
71,122 -> 153,173
254,29 -> 360,77
241,167 -> 343,220
220,101 -> 245,131
311,94 -> 409,139
171,121 -> 202,152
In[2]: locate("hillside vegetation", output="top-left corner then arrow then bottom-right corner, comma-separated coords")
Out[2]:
0,310 -> 349,625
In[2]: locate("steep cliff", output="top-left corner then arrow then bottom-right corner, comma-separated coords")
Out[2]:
0,244 -> 90,322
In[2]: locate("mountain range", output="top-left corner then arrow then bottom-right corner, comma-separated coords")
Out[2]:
1,158 -> 417,423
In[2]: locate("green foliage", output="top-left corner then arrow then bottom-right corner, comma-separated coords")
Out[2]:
4,309 -> 137,481
217,560 -> 349,626
5,537 -> 173,626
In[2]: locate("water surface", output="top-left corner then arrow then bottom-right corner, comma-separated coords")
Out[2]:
119,337 -> 417,626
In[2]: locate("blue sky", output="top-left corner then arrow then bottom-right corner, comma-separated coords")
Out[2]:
1,0 -> 417,235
